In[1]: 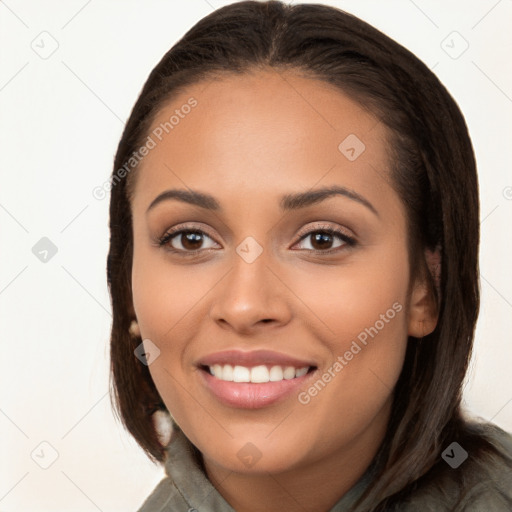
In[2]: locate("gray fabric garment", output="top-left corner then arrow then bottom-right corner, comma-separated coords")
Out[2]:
389,422 -> 512,512
137,423 -> 512,511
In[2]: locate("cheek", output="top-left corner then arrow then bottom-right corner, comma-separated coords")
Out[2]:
131,245 -> 209,344
131,247 -> 207,419
293,249 -> 410,431
294,247 -> 410,347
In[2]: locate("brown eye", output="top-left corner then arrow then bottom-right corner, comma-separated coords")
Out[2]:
158,229 -> 218,253
179,231 -> 204,251
294,228 -> 355,253
310,231 -> 336,250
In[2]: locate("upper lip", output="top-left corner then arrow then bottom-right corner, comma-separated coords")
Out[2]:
197,349 -> 316,369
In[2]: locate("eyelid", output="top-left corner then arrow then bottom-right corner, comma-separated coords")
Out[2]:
157,221 -> 356,254
156,223 -> 221,251
294,222 -> 355,242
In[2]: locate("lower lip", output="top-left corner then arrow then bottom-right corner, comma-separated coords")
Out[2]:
198,368 -> 316,409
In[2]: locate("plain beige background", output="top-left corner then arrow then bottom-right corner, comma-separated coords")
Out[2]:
1,1 -> 511,510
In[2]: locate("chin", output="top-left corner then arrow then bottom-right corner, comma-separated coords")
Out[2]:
197,432 -> 306,475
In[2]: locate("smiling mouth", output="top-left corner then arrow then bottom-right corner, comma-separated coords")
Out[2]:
200,364 -> 317,383
198,363 -> 318,409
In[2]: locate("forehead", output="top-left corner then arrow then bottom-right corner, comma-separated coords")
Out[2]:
131,68 -> 397,216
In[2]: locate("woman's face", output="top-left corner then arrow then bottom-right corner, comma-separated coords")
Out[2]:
131,69 -> 432,475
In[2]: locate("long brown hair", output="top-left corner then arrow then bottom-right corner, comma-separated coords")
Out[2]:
107,2 -> 506,509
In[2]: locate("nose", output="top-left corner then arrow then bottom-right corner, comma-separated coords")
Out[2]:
209,245 -> 292,334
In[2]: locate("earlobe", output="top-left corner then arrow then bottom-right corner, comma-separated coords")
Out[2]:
408,246 -> 441,338
408,311 -> 437,338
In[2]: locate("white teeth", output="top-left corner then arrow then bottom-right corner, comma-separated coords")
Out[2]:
250,365 -> 270,383
295,367 -> 308,378
269,365 -> 283,381
233,365 -> 250,382
283,366 -> 296,380
222,364 -> 234,381
207,364 -> 310,383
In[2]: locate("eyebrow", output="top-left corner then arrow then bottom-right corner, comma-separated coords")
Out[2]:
146,185 -> 379,217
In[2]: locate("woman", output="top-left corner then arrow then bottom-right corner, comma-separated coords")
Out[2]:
107,1 -> 512,510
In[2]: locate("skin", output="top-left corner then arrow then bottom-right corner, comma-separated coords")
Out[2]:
130,68 -> 438,512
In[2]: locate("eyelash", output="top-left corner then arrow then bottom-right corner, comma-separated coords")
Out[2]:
157,223 -> 357,257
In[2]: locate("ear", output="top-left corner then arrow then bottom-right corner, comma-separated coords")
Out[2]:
408,245 -> 441,338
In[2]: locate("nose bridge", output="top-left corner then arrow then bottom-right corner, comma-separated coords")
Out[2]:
227,235 -> 273,308
209,234 -> 291,330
